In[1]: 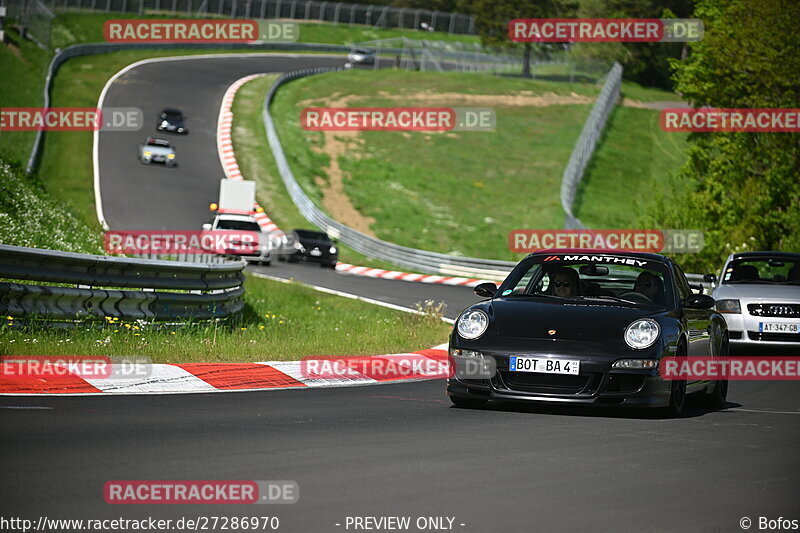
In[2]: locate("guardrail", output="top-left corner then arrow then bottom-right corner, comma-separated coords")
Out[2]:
560,61 -> 623,230
0,245 -> 246,320
263,67 -> 517,281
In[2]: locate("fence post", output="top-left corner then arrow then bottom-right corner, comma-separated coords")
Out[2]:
332,1 -> 340,25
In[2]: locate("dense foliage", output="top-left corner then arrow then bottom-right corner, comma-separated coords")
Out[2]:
647,0 -> 800,273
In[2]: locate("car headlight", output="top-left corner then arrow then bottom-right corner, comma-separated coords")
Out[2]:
457,309 -> 489,340
177,127 -> 184,132
143,150 -> 151,156
293,241 -> 302,250
624,319 -> 660,350
715,299 -> 741,313
161,120 -> 168,126
329,246 -> 337,254
167,153 -> 175,159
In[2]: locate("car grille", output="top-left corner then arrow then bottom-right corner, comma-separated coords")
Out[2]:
748,303 -> 800,318
499,372 -> 593,395
747,331 -> 800,343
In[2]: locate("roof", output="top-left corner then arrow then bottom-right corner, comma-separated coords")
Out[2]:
529,248 -> 670,263
216,213 -> 257,222
731,251 -> 800,260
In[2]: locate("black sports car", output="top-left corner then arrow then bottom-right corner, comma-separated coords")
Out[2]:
447,250 -> 729,417
277,229 -> 338,268
156,108 -> 187,134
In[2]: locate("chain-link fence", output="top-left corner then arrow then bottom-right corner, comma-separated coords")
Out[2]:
2,0 -> 475,34
560,61 -> 623,230
1,0 -> 55,47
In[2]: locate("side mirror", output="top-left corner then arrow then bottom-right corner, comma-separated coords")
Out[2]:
703,273 -> 717,283
474,282 -> 497,298
683,294 -> 715,310
202,223 -> 212,231
689,283 -> 705,294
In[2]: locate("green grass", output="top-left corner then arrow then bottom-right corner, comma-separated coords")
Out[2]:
0,158 -> 102,253
271,69 -> 601,261
572,106 -> 689,228
0,273 -> 451,362
232,75 -> 412,271
0,29 -> 51,164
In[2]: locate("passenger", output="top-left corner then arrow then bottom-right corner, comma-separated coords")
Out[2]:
634,272 -> 663,303
551,267 -> 580,298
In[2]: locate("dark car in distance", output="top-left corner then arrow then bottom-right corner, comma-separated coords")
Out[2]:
157,108 -> 187,134
278,229 -> 338,268
447,250 -> 729,418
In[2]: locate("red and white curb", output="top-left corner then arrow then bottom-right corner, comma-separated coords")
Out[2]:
218,76 -> 499,288
0,346 -> 449,396
217,73 -> 283,236
334,263 -> 498,287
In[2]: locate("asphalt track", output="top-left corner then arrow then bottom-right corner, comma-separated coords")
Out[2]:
4,54 -> 799,532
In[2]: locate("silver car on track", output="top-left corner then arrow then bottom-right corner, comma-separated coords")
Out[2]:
708,251 -> 800,349
139,137 -> 176,166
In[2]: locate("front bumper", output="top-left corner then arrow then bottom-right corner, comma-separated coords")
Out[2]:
721,312 -> 800,348
447,352 -> 673,408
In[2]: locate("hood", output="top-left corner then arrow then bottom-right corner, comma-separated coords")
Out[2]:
712,283 -> 800,302
487,298 -> 658,342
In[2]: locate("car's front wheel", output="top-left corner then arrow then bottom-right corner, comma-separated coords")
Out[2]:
661,343 -> 688,418
703,334 -> 729,408
450,396 -> 487,409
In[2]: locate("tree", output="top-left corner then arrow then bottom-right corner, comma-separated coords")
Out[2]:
650,0 -> 800,272
460,0 -> 577,78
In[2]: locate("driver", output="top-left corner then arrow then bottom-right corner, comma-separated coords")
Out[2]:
551,267 -> 581,298
633,271 -> 663,302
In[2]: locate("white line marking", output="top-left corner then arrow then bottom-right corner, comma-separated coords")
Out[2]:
249,271 -> 455,324
728,408 -> 800,415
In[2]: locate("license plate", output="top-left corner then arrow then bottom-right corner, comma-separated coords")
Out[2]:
759,322 -> 799,333
509,357 -> 580,375
310,249 -> 322,256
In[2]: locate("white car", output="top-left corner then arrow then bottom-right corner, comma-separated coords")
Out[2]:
347,48 -> 375,65
708,252 -> 800,349
203,213 -> 272,265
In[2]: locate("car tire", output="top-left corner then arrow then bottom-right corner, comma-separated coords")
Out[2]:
262,260 -> 271,267
703,334 -> 729,409
661,344 -> 688,418
141,158 -> 151,165
449,396 -> 487,409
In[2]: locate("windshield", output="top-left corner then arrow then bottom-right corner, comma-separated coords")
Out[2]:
295,230 -> 329,241
216,220 -> 260,232
500,254 -> 673,308
722,257 -> 800,284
